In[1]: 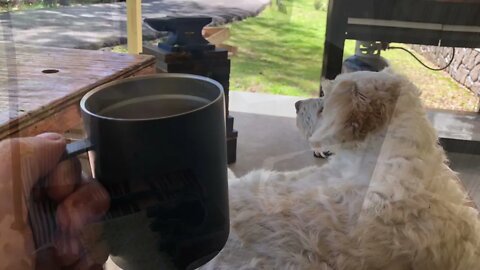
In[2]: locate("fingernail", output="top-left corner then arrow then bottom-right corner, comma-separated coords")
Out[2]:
37,133 -> 63,141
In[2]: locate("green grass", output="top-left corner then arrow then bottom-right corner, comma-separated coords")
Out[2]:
225,0 -> 478,111
226,0 -> 326,97
1,2 -> 44,12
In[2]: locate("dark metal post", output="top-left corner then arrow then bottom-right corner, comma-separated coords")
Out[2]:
320,0 -> 348,95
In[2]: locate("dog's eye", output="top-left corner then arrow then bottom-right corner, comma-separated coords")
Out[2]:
317,107 -> 323,116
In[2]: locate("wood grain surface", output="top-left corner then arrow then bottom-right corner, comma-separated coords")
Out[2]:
0,45 -> 155,139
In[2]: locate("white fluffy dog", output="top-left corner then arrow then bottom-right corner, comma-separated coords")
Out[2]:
201,69 -> 480,270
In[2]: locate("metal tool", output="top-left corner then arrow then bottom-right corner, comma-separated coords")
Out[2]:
144,16 -> 215,52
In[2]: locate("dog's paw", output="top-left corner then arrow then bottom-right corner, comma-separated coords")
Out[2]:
314,151 -> 333,159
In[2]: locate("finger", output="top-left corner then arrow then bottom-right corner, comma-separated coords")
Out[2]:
55,223 -> 108,269
72,258 -> 104,270
80,170 -> 94,185
34,247 -> 61,270
72,223 -> 109,270
0,132 -> 66,193
56,181 -> 110,235
46,158 -> 82,203
0,133 -> 66,230
53,233 -> 83,267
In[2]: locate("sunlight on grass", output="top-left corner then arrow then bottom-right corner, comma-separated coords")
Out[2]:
226,0 -> 326,97
226,0 -> 478,111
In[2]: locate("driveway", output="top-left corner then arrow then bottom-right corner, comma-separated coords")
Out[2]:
0,0 -> 269,49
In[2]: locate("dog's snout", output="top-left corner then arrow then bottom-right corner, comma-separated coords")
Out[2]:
295,101 -> 302,113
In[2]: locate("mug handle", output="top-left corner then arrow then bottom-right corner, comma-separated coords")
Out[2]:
62,138 -> 94,160
29,138 -> 94,252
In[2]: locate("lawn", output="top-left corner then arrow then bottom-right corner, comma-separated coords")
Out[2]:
225,0 -> 479,111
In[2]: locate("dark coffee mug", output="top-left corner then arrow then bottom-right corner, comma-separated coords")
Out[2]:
29,74 -> 230,270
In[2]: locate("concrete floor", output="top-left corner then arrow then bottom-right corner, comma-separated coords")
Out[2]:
227,91 -> 480,207
228,91 -> 326,177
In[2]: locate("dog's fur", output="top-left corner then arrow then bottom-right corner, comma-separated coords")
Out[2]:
202,69 -> 480,270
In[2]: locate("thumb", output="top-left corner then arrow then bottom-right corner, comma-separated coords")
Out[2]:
4,133 -> 67,192
28,133 -> 67,185
0,133 -> 66,230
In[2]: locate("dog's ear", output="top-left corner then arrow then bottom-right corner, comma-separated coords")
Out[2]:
336,80 -> 394,142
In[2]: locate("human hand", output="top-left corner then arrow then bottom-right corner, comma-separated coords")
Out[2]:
0,133 -> 110,270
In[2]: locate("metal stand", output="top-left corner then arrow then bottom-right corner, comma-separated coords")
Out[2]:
343,41 -> 390,73
143,17 -> 238,163
321,0 -> 480,154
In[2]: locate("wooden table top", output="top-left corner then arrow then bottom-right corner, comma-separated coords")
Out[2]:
0,45 -> 155,139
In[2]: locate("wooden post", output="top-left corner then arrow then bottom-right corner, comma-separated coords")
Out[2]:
127,0 -> 142,54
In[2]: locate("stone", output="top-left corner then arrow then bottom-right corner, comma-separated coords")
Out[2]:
475,53 -> 480,66
466,76 -> 474,89
472,82 -> 480,96
456,49 -> 464,61
456,66 -> 469,85
435,50 -> 450,67
471,65 -> 480,82
444,47 -> 451,56
415,46 -> 480,90
467,50 -> 479,69
453,57 -> 463,71
461,48 -> 470,65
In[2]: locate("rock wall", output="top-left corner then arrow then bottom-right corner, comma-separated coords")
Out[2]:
411,45 -> 480,96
